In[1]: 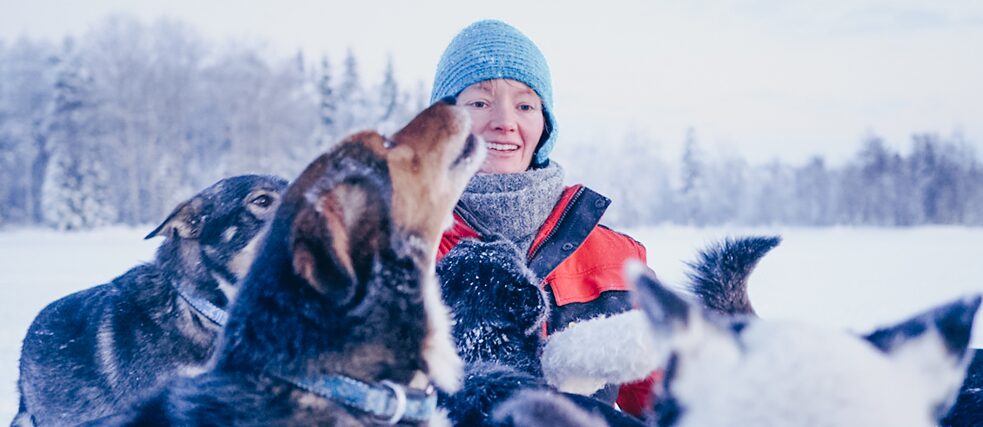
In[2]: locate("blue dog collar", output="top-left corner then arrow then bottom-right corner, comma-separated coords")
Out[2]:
270,371 -> 437,424
172,283 -> 228,326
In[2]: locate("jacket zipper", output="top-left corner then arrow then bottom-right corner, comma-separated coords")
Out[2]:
527,186 -> 585,263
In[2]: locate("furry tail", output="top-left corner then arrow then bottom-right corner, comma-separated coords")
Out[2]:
686,236 -> 781,316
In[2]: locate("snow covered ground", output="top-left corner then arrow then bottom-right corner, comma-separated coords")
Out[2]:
1,225 -> 981,421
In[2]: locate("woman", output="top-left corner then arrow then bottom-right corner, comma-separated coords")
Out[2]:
433,20 -> 657,417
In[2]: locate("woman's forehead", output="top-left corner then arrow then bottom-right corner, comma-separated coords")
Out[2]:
467,79 -> 539,98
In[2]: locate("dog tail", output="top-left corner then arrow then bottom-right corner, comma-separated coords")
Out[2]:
685,235 -> 781,316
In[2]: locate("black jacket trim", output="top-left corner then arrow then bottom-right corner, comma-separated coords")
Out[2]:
526,187 -> 610,280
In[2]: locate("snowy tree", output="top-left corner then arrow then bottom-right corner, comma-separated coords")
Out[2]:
376,56 -> 400,127
677,129 -> 712,224
317,55 -> 338,146
558,129 -> 671,226
41,39 -> 116,229
334,49 -> 367,135
792,156 -> 834,225
0,38 -> 58,225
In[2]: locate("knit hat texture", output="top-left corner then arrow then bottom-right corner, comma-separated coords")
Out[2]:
431,20 -> 556,167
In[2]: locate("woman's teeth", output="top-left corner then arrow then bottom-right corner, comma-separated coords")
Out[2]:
488,142 -> 520,152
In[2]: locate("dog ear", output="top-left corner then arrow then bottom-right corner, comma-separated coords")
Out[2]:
627,261 -> 691,331
863,295 -> 981,418
145,198 -> 204,240
291,182 -> 388,299
686,235 -> 781,316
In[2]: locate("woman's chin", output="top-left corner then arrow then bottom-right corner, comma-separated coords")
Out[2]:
478,154 -> 528,174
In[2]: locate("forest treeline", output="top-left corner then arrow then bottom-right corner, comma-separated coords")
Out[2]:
2,16 -> 980,229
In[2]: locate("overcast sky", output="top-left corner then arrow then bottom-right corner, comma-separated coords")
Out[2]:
3,0 -> 982,165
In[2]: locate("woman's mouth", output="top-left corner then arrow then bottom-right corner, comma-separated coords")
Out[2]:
487,142 -> 520,152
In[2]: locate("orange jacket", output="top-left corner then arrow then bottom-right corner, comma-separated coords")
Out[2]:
438,184 -> 655,417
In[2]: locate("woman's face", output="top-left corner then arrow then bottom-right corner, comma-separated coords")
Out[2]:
458,79 -> 545,174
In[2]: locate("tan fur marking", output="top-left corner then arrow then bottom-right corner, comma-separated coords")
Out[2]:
319,189 -> 355,281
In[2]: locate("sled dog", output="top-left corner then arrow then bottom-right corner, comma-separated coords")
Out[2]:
14,174 -> 286,426
437,238 -> 644,427
102,98 -> 480,426
630,236 -> 979,427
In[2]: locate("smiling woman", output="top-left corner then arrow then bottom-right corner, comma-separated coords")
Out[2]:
458,79 -> 545,174
430,19 -> 662,423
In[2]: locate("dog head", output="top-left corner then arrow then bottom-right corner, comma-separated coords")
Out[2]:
146,174 -> 287,304
437,238 -> 549,368
628,261 -> 980,427
278,98 -> 484,392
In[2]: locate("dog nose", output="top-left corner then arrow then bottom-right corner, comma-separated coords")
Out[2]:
438,96 -> 457,106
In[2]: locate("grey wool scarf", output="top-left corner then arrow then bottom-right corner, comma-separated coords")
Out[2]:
458,162 -> 566,256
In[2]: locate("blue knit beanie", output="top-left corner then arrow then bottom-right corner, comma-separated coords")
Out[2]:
431,20 -> 556,167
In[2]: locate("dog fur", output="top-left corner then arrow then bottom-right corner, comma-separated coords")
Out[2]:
628,236 -> 980,427
942,348 -> 983,426
437,238 -> 644,427
436,238 -> 550,426
13,174 -> 286,426
684,236 -> 780,316
98,99 -> 481,426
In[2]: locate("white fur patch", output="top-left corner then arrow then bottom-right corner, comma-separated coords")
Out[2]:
222,226 -> 238,242
296,392 -> 331,411
177,364 -> 208,378
885,325 -> 969,411
429,408 -> 453,427
668,319 -> 956,427
212,273 -> 238,304
541,310 -> 667,395
420,271 -> 463,393
95,315 -> 120,390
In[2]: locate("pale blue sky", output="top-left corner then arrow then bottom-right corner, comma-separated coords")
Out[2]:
3,0 -> 982,164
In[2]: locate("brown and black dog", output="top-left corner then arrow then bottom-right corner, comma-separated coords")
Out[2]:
100,98 -> 484,426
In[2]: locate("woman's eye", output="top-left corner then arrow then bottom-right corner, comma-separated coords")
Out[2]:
467,100 -> 488,109
251,195 -> 273,208
518,103 -> 538,112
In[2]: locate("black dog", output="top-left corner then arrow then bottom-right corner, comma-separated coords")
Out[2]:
437,238 -> 549,426
943,348 -> 983,427
437,238 -> 644,427
97,99 -> 480,426
14,175 -> 287,426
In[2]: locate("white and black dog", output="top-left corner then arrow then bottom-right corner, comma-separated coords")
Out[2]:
630,236 -> 980,427
96,99 -> 479,426
513,236 -> 978,427
14,174 -> 286,426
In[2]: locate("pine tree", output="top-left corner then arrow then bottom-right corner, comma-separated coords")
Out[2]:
335,49 -> 366,134
318,55 -> 337,136
377,55 -> 399,124
41,39 -> 116,230
678,128 -> 706,224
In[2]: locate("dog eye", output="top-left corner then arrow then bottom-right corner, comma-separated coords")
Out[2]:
251,195 -> 273,208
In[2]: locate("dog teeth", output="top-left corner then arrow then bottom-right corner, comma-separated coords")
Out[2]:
487,142 -> 519,152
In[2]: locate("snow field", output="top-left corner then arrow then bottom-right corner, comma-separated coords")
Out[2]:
1,225 -> 980,421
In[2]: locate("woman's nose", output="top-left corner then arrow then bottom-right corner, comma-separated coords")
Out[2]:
489,105 -> 517,132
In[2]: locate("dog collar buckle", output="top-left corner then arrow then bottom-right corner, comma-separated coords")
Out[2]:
379,380 -> 407,424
